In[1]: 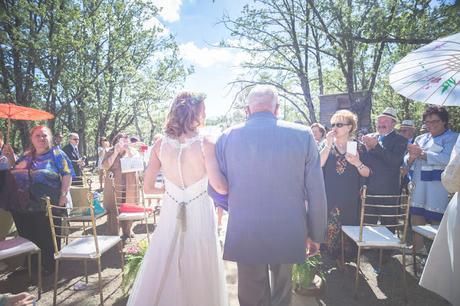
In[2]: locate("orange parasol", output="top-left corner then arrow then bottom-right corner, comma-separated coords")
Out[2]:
0,103 -> 54,143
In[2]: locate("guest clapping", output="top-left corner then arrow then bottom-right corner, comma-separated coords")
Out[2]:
406,106 -> 458,254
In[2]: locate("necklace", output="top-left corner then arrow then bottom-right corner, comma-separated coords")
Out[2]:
332,143 -> 347,175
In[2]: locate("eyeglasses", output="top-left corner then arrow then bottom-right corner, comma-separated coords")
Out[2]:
423,119 -> 441,125
72,138 -> 80,141
331,123 -> 351,128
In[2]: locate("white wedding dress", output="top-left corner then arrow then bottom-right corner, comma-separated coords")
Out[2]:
127,135 -> 228,306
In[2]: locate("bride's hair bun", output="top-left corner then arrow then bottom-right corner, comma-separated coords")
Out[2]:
165,91 -> 206,138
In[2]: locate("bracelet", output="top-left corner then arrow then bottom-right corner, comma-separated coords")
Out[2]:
357,163 -> 365,170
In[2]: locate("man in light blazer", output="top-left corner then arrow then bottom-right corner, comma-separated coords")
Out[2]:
216,85 -> 327,306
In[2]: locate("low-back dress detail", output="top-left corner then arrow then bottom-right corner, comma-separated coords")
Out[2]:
127,134 -> 228,306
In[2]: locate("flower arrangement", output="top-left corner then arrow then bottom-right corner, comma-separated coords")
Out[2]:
291,253 -> 325,295
122,240 -> 148,291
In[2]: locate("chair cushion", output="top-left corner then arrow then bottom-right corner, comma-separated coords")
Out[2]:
57,236 -> 121,259
118,203 -> 153,213
118,212 -> 149,221
0,237 -> 40,260
342,225 -> 405,247
412,224 -> 439,240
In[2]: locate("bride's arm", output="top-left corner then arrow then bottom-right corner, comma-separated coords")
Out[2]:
203,136 -> 228,195
144,139 -> 164,194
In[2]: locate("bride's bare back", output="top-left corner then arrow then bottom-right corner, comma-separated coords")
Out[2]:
144,133 -> 227,195
160,135 -> 206,188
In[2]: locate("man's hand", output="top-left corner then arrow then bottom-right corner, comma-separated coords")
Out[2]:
77,159 -> 85,167
362,134 -> 378,150
306,238 -> 320,257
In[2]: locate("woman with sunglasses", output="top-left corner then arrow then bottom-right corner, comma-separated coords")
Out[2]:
319,110 -> 370,265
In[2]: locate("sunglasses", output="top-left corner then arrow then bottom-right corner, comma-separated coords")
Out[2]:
331,123 -> 350,128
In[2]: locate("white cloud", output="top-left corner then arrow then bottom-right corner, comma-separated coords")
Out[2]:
143,17 -> 171,37
152,0 -> 182,22
179,42 -> 246,68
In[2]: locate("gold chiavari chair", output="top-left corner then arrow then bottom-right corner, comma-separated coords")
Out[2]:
341,185 -> 411,300
111,176 -> 153,241
0,237 -> 42,299
46,196 -> 123,306
67,187 -> 107,233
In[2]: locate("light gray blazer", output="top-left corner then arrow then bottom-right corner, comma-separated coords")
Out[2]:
216,112 -> 327,264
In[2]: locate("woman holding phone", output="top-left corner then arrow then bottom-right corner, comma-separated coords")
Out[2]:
319,110 -> 370,264
102,132 -> 140,239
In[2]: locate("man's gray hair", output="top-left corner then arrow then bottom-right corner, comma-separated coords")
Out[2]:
68,132 -> 78,139
246,85 -> 279,107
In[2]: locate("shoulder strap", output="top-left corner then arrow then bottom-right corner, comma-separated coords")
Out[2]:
199,135 -> 205,158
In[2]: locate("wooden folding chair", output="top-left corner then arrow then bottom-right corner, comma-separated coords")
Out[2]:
0,237 -> 42,299
341,185 -> 411,300
46,197 -> 123,306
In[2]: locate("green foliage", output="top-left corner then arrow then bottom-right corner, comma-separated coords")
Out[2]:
222,0 -> 460,128
0,0 -> 190,154
122,240 -> 149,292
292,254 -> 324,289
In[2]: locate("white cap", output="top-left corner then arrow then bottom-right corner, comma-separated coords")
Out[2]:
400,119 -> 415,128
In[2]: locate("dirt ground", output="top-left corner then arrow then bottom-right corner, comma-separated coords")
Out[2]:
0,200 -> 450,306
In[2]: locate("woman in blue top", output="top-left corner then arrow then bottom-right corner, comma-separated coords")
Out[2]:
406,106 -> 458,253
10,126 -> 73,273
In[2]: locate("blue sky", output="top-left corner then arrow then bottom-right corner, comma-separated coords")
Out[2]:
152,0 -> 248,118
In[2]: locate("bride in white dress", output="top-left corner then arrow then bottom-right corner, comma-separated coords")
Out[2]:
127,92 -> 229,306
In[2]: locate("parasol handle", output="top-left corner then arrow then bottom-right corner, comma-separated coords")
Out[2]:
6,118 -> 11,144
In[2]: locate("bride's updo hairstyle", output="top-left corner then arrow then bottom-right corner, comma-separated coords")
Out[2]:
165,91 -> 206,138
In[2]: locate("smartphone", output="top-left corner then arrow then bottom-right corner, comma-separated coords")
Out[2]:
347,141 -> 358,155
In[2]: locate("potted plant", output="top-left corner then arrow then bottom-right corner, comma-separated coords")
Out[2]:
291,253 -> 325,296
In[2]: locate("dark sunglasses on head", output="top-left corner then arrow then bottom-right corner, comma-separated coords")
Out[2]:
331,123 -> 350,128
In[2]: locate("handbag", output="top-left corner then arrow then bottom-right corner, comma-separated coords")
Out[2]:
441,151 -> 460,193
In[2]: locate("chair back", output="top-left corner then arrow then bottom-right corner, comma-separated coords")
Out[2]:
110,173 -> 146,213
358,185 -> 412,244
70,186 -> 91,208
45,196 -> 100,257
72,172 -> 93,189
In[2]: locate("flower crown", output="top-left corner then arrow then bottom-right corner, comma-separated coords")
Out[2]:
177,92 -> 206,106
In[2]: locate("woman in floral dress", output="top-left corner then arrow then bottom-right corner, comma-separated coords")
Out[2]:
319,110 -> 370,263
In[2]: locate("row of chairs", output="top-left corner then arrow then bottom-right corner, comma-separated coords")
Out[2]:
0,174 -> 163,305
